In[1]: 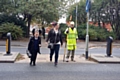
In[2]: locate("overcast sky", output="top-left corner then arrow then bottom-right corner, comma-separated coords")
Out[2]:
58,0 -> 80,23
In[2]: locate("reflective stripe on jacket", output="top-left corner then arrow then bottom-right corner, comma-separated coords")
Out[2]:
64,28 -> 78,50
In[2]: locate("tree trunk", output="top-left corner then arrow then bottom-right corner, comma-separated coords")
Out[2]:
26,14 -> 32,38
98,20 -> 101,27
114,7 -> 120,39
98,12 -> 101,27
102,21 -> 105,28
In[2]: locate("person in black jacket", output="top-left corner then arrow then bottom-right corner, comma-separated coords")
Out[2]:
46,22 -> 63,66
42,26 -> 45,39
28,29 -> 41,66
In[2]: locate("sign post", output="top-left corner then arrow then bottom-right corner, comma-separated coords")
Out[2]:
85,0 -> 91,59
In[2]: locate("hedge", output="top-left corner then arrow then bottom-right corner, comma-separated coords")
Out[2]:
0,23 -> 23,40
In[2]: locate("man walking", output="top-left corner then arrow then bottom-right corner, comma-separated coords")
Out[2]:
64,21 -> 78,62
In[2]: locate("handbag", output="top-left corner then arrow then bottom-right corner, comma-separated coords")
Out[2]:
26,50 -> 31,58
48,43 -> 54,49
47,29 -> 58,49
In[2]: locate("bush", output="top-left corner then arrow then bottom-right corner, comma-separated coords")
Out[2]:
82,29 -> 98,41
58,23 -> 116,41
97,29 -> 108,41
0,14 -> 27,37
77,24 -> 116,41
59,23 -> 68,39
77,24 -> 86,39
0,23 -> 23,40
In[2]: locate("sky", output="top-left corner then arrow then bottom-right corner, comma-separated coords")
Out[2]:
58,0 -> 80,24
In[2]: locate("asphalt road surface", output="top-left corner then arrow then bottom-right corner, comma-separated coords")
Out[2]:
0,63 -> 120,80
0,46 -> 120,56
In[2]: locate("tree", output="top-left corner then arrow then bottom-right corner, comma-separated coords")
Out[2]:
67,0 -> 86,25
90,0 -> 120,39
0,0 -> 61,37
0,14 -> 27,35
16,0 -> 60,37
67,0 -> 120,39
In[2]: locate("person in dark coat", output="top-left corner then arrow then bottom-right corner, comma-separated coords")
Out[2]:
42,26 -> 45,39
28,29 -> 41,66
46,22 -> 63,66
31,28 -> 42,54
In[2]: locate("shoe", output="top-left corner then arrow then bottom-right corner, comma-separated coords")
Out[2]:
33,62 -> 36,66
66,58 -> 69,62
33,64 -> 36,66
54,62 -> 57,67
71,59 -> 76,62
50,59 -> 52,62
30,61 -> 32,66
66,60 -> 69,62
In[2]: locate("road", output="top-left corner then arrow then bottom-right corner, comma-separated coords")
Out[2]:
0,46 -> 120,56
0,63 -> 120,80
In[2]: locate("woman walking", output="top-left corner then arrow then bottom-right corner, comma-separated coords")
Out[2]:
46,22 -> 63,66
28,29 -> 41,66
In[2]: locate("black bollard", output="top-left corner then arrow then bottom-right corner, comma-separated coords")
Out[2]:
106,36 -> 113,57
6,32 -> 11,55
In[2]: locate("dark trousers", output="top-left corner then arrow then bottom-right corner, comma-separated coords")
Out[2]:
30,51 -> 37,65
66,50 -> 75,60
42,34 -> 45,39
50,44 -> 60,63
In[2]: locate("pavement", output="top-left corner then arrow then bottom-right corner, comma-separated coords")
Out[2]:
89,54 -> 120,63
16,54 -> 96,64
0,39 -> 120,63
0,52 -> 19,63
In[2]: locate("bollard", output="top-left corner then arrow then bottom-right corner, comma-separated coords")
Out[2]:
6,32 -> 11,55
106,36 -> 113,57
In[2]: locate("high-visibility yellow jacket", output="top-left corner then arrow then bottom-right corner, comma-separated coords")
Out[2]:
64,27 -> 78,50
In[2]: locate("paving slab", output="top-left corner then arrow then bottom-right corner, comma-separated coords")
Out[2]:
90,54 -> 120,63
0,52 -> 19,63
16,54 -> 96,64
